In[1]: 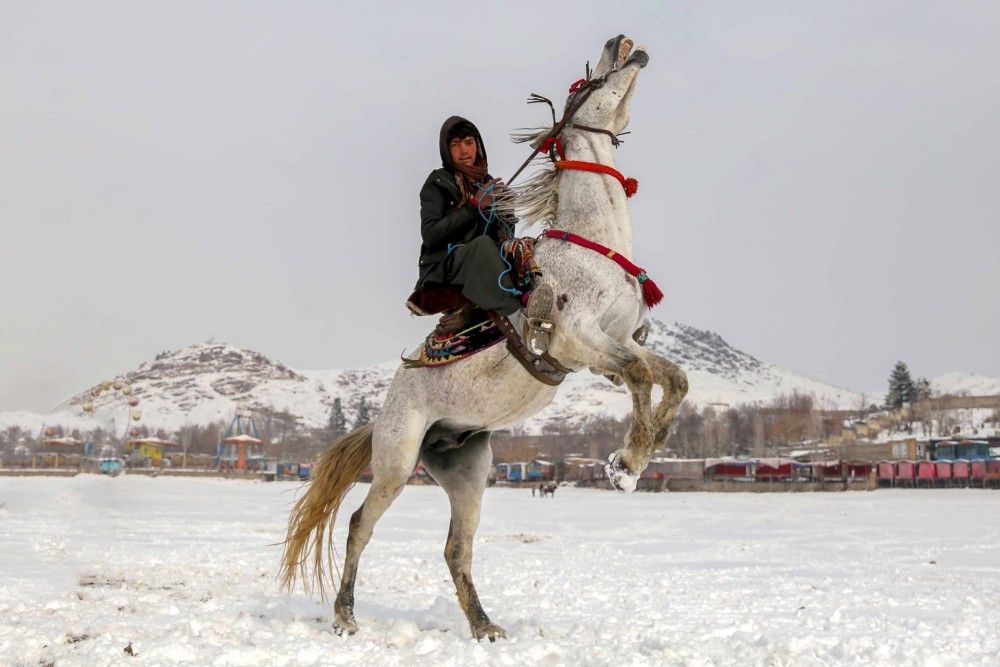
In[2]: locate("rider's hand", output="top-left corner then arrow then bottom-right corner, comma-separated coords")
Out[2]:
474,178 -> 505,210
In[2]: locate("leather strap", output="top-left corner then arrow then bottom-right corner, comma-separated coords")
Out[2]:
486,311 -> 567,386
506,75 -> 607,187
567,122 -> 626,147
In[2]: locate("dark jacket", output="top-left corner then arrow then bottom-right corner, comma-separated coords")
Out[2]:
415,116 -> 492,288
416,168 -> 480,286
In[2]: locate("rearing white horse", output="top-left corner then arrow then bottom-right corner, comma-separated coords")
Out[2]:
281,34 -> 688,641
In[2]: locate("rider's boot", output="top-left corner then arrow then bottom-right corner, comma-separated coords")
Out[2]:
522,284 -> 555,355
433,302 -> 477,339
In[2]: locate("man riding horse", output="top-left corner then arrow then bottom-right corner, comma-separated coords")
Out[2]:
409,116 -> 555,342
283,36 -> 689,642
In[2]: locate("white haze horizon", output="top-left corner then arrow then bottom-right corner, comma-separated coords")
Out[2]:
2,2 -> 999,412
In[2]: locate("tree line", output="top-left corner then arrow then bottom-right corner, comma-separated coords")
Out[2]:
0,361 -> 985,464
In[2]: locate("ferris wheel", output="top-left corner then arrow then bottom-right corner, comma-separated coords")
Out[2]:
78,378 -> 145,441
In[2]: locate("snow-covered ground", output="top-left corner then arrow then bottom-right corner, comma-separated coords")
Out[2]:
2,477 -> 999,665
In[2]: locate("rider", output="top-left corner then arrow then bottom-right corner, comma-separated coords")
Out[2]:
412,116 -> 552,338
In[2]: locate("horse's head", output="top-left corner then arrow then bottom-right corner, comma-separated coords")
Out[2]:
569,35 -> 648,136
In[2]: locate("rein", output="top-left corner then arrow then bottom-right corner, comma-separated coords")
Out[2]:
505,75 -> 608,186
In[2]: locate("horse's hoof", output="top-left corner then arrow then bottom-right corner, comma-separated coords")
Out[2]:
333,611 -> 358,636
472,621 -> 507,642
605,450 -> 639,493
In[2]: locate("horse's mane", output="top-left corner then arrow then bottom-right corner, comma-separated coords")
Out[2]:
508,126 -> 560,228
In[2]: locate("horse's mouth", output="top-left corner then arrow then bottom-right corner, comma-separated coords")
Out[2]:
609,36 -> 648,72
616,38 -> 634,69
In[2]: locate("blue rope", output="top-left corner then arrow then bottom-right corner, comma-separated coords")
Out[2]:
496,239 -> 522,297
476,182 -> 517,240
478,182 -> 522,298
454,181 -> 523,299
476,182 -> 498,234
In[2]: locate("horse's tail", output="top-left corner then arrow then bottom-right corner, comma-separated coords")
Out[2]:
279,424 -> 374,598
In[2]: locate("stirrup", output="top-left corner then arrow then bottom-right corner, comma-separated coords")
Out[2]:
522,283 -> 555,355
487,311 -> 570,386
525,317 -> 554,355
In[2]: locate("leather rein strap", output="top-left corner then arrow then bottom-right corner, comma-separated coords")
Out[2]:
505,74 -> 608,187
567,122 -> 626,147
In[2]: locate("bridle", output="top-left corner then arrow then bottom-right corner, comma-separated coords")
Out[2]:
505,65 -> 637,198
503,57 -> 661,309
505,72 -> 611,186
566,122 -> 627,148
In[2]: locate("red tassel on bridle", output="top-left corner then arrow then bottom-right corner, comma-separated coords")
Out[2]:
539,136 -> 565,161
623,177 -> 638,198
528,78 -> 639,198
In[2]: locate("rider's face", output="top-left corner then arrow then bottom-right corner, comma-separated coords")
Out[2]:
449,136 -> 478,168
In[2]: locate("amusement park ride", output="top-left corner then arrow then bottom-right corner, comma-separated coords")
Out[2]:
42,377 -> 149,474
36,380 -> 267,473
218,409 -> 264,471
79,378 -> 144,436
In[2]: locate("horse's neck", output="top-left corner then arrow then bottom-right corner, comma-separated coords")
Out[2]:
554,133 -> 634,257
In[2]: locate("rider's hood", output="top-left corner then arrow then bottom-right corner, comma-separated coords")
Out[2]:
439,116 -> 487,171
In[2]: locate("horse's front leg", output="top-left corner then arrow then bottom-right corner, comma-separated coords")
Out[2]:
569,326 -> 655,491
633,347 -> 689,444
421,433 -> 506,641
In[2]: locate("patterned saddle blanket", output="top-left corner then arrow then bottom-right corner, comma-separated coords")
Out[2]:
402,315 -> 507,369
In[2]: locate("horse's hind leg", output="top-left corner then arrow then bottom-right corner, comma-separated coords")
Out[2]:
421,433 -> 506,641
334,408 -> 425,635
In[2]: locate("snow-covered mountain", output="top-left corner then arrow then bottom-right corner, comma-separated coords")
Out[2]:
6,319 -> 868,437
527,320 -> 863,432
861,373 -> 1000,408
930,372 -> 1000,398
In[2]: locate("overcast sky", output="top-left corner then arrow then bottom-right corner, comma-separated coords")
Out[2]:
2,2 -> 998,412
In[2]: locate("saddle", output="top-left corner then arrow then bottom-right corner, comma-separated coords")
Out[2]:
402,307 -> 506,367
402,285 -> 570,386
403,238 -> 568,384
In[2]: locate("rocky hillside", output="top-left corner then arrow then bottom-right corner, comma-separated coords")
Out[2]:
37,319 -> 863,435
